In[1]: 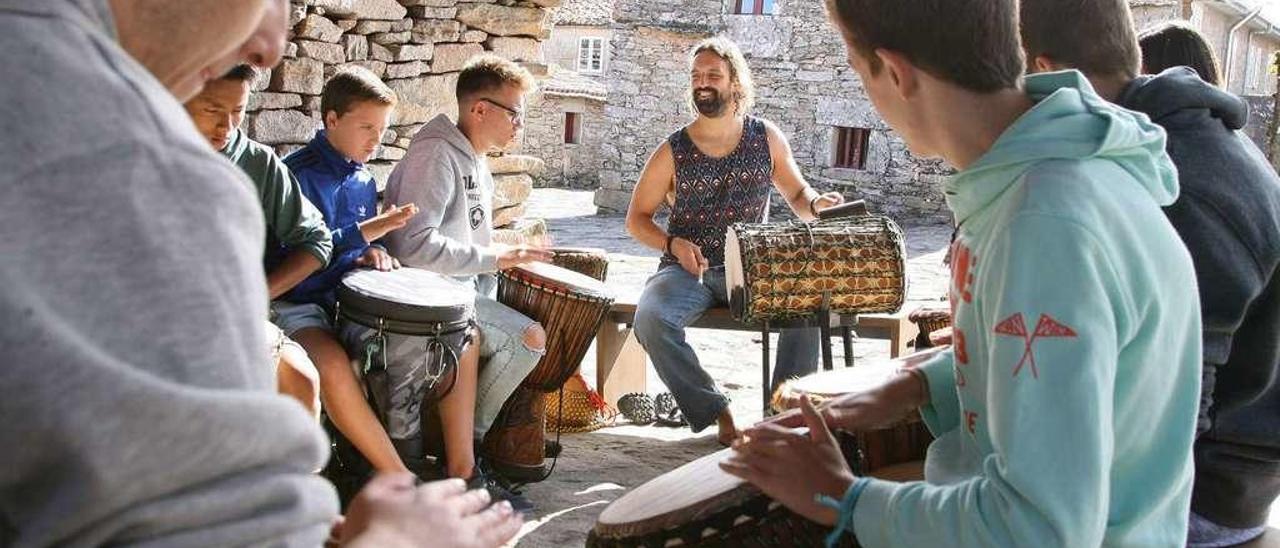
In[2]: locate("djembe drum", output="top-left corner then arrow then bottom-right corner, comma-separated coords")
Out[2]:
724,216 -> 907,323
328,268 -> 476,489
588,447 -> 867,547
483,262 -> 614,480
545,247 -> 612,432
771,357 -> 934,473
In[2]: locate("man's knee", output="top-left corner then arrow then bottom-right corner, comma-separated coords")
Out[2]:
521,323 -> 546,352
633,303 -> 681,341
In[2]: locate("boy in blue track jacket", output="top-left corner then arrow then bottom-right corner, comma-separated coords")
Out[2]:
722,0 -> 1203,546
276,67 -> 423,477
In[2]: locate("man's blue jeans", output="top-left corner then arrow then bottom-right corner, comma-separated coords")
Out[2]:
633,264 -> 820,432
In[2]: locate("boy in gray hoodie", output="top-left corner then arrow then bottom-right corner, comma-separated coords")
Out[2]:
384,54 -> 553,495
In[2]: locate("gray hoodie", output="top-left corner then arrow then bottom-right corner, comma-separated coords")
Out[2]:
0,1 -> 337,546
384,114 -> 500,281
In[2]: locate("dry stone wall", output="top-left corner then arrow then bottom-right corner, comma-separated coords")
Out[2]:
243,0 -> 555,226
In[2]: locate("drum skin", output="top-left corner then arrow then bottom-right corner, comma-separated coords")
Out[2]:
587,447 -> 860,548
337,268 -> 475,330
725,216 -> 907,323
771,359 -> 933,474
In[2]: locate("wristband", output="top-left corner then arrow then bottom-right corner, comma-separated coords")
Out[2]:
816,478 -> 871,548
809,195 -> 821,217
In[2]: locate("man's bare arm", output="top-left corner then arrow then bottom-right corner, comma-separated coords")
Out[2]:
764,122 -> 842,220
625,142 -> 707,275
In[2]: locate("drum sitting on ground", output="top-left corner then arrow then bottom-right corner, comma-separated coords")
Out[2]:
588,447 -> 863,547
724,216 -> 907,323
335,268 -> 476,463
771,358 -> 933,474
484,262 -> 615,480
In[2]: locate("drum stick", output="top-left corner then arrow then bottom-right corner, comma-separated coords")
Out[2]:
816,199 -> 868,220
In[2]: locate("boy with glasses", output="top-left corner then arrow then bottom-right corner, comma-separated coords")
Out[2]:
384,54 -> 551,508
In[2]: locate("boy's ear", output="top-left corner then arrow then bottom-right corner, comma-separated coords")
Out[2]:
1030,54 -> 1060,74
877,49 -> 918,101
323,110 -> 338,130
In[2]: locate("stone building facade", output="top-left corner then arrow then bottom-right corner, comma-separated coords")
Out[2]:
591,0 -> 954,224
1188,1 -> 1280,96
242,0 -> 556,216
520,70 -> 608,189
516,0 -> 612,189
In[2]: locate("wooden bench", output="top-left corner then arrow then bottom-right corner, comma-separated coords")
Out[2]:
593,298 -> 918,408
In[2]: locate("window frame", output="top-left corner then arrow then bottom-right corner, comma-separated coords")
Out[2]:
577,37 -> 604,74
734,0 -> 774,15
833,126 -> 870,170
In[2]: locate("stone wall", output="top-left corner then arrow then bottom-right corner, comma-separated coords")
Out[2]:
1130,0 -> 1181,32
522,93 -> 607,189
593,0 -> 951,224
1244,93 -> 1276,151
245,0 -> 556,190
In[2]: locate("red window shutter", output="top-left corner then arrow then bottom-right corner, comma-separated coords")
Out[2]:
564,112 -> 579,144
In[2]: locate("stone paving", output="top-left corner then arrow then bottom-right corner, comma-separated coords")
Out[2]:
503,189 -> 953,546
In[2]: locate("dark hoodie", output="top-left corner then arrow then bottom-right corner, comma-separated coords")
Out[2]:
1119,67 -> 1280,529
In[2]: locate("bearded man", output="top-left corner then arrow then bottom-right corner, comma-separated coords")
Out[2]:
624,37 -> 844,445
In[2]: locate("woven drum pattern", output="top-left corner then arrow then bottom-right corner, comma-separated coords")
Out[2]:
733,216 -> 907,322
550,249 -> 609,282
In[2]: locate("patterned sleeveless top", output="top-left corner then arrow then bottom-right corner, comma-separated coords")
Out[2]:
662,116 -> 773,268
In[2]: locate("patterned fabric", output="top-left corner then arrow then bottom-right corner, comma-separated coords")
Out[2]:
732,216 -> 907,322
662,116 -> 773,268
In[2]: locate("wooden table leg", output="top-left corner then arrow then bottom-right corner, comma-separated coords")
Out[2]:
596,321 -> 647,408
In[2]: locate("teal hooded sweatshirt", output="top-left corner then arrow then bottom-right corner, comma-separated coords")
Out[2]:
848,71 -> 1202,547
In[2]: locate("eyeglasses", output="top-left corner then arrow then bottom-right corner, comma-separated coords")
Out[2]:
480,98 -> 524,126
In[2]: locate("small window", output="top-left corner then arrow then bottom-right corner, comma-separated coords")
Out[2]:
833,126 -> 870,170
564,112 -> 583,144
577,38 -> 604,73
734,0 -> 774,15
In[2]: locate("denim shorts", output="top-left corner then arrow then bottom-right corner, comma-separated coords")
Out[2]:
270,301 -> 333,337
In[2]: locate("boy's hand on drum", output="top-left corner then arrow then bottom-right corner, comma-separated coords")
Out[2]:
720,397 -> 855,527
759,374 -> 925,435
358,203 -> 419,243
495,245 -> 555,270
356,247 -> 400,271
759,348 -> 939,433
342,475 -> 523,548
671,238 -> 709,278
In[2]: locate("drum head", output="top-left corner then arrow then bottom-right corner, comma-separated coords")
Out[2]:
596,448 -> 756,536
505,262 -> 611,300
550,246 -> 608,257
723,226 -> 745,304
787,359 -> 901,400
338,268 -> 475,324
